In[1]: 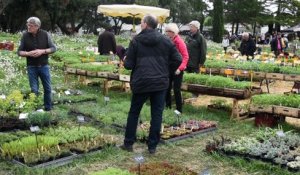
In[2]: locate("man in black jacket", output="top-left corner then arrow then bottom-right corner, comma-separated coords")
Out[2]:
121,15 -> 182,154
97,26 -> 116,55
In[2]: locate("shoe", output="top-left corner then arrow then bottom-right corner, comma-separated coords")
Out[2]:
120,144 -> 133,152
148,148 -> 156,154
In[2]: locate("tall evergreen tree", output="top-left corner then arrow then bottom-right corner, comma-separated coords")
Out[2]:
212,0 -> 223,43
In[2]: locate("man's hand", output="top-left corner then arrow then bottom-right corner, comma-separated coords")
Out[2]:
175,69 -> 181,75
28,49 -> 45,58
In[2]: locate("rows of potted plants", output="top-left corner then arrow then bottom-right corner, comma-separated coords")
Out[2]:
206,127 -> 300,171
0,126 -> 117,166
136,120 -> 217,141
183,73 -> 251,90
204,59 -> 300,75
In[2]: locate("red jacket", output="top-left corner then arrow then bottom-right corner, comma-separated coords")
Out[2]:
172,35 -> 189,71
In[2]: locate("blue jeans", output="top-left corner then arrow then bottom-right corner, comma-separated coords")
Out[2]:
27,65 -> 52,110
124,90 -> 167,150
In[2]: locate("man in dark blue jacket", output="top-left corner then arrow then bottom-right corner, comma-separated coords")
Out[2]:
121,15 -> 182,154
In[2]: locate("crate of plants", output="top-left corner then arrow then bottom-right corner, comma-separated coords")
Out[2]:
0,91 -> 43,131
251,94 -> 300,118
183,74 -> 252,99
52,89 -> 98,105
206,128 -> 300,172
4,126 -> 117,168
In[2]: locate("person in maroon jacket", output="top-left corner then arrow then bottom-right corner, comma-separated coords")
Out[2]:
164,23 -> 189,113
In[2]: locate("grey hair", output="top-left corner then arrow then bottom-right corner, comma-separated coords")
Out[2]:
165,23 -> 179,35
242,32 -> 249,38
27,17 -> 41,27
143,15 -> 158,29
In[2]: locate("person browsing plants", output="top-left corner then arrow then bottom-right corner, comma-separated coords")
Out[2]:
18,17 -> 57,111
121,15 -> 182,154
164,23 -> 189,113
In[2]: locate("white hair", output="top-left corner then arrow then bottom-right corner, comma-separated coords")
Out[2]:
165,23 -> 179,35
27,17 -> 41,27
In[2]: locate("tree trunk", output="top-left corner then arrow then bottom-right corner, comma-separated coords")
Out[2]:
235,22 -> 239,35
231,23 -> 235,36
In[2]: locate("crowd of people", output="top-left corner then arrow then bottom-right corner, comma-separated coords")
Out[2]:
18,15 -> 299,155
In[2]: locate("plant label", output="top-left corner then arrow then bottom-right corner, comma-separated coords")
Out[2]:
174,110 -> 181,115
19,113 -> 28,120
0,94 -> 6,99
104,96 -> 110,102
134,155 -> 145,164
64,90 -> 71,95
276,130 -> 285,137
77,115 -> 85,123
58,92 -> 61,98
36,109 -> 44,113
30,126 -> 40,133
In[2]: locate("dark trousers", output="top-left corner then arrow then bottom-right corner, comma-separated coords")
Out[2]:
124,90 -> 167,150
166,71 -> 183,112
186,67 -> 199,73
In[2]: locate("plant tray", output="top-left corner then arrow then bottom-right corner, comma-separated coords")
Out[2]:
107,73 -> 119,80
0,118 -> 26,132
76,69 -> 87,76
250,105 -> 273,113
119,74 -> 130,82
205,68 -> 220,75
253,72 -> 266,79
186,84 -> 250,99
65,67 -> 76,74
284,74 -> 300,81
12,153 -> 79,168
97,71 -> 108,78
234,69 -> 250,77
86,71 -> 97,77
266,73 -> 284,80
160,127 -> 217,143
273,106 -> 299,118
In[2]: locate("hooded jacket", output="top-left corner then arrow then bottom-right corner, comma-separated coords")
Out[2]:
124,29 -> 182,94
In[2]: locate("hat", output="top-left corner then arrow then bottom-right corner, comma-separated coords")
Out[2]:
189,20 -> 200,30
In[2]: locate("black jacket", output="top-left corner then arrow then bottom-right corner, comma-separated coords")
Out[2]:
124,29 -> 182,94
239,38 -> 256,57
97,30 -> 116,55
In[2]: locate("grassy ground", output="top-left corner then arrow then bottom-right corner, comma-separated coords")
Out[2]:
0,82 -> 299,175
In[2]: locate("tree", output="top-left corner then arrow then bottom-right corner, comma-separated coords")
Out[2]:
212,0 -> 223,43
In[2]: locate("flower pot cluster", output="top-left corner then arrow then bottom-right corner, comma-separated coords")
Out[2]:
206,127 -> 300,172
137,120 -> 217,141
0,126 -> 116,167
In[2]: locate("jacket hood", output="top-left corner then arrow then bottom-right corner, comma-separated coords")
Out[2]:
135,29 -> 160,46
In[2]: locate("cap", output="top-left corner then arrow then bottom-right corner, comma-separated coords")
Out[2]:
189,20 -> 200,30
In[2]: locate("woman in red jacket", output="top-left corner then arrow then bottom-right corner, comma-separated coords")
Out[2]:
165,23 -> 189,113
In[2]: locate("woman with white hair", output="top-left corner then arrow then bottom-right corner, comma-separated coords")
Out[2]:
164,23 -> 189,113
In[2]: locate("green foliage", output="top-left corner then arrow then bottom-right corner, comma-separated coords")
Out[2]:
25,111 -> 52,127
0,136 -> 59,159
183,73 -> 251,89
251,94 -> 300,108
212,0 -> 224,43
44,126 -> 100,144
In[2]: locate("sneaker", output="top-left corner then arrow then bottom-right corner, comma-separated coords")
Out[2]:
148,148 -> 156,154
120,144 -> 133,152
